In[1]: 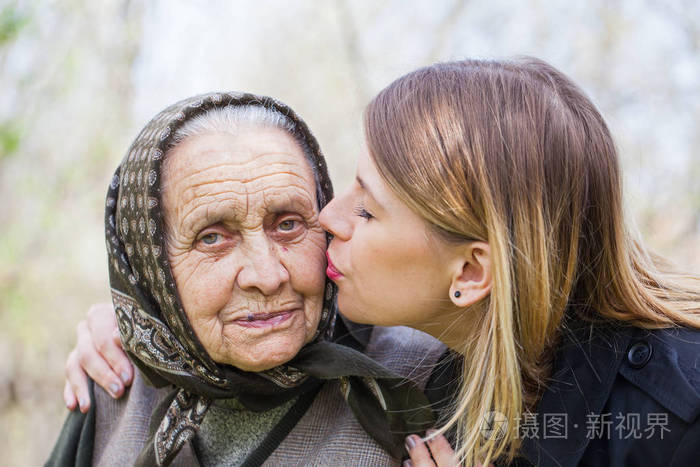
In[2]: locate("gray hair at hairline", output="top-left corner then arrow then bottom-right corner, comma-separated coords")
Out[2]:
167,104 -> 321,193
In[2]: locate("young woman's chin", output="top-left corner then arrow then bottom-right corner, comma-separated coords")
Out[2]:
336,288 -> 411,328
336,290 -> 364,323
336,288 -> 382,326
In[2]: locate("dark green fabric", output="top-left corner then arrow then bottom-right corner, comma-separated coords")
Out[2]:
130,341 -> 436,465
45,381 -> 96,467
45,379 -> 318,467
240,383 -> 322,467
292,341 -> 435,458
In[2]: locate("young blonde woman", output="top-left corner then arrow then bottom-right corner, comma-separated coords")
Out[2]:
64,58 -> 700,466
319,58 -> 700,466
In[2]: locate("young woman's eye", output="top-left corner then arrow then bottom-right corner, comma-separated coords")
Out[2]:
353,205 -> 374,220
200,233 -> 220,245
278,219 -> 296,231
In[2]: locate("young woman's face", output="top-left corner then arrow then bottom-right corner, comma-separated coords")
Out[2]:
319,148 -> 457,330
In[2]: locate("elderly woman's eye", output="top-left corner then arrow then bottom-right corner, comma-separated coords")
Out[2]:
200,233 -> 220,245
278,220 -> 296,231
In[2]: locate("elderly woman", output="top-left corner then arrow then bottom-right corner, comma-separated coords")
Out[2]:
47,93 -> 444,466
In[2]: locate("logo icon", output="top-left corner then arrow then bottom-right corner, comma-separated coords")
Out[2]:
481,411 -> 508,440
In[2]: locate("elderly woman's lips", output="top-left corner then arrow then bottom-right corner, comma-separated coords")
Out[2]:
233,310 -> 295,328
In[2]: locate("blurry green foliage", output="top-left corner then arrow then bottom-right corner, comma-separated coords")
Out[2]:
0,228 -> 20,264
0,1 -> 30,47
0,121 -> 22,159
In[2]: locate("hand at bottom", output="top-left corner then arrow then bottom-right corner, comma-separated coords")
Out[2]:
403,431 -> 494,467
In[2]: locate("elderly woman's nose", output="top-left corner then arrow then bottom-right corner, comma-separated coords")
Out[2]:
319,195 -> 352,240
236,243 -> 290,295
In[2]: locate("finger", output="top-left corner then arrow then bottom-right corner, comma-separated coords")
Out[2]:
87,303 -> 133,386
75,320 -> 125,399
65,348 -> 91,413
63,380 -> 77,410
405,434 -> 436,467
425,430 -> 459,466
111,329 -> 133,385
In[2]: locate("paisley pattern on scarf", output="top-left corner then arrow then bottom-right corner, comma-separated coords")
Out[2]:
112,288 -> 225,384
154,390 -> 211,466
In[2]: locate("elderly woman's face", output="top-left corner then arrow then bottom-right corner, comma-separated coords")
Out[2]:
161,127 -> 327,372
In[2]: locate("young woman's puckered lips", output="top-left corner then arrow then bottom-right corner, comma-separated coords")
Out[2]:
325,251 -> 344,280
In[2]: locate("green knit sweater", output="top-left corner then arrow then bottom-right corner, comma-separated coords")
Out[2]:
194,397 -> 297,466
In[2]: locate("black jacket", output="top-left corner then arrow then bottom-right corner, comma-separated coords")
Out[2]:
427,321 -> 700,466
521,321 -> 700,466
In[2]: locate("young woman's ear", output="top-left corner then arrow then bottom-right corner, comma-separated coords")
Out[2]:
449,241 -> 492,307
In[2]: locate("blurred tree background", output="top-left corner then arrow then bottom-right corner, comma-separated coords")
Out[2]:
0,0 -> 698,463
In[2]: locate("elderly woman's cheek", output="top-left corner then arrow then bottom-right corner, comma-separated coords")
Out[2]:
284,229 -> 327,337
188,314 -> 228,359
165,238 -> 199,283
171,253 -> 231,316
304,225 -> 328,256
295,229 -> 327,289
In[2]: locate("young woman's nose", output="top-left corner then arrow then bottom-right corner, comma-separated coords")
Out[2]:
236,239 -> 289,295
319,194 -> 353,241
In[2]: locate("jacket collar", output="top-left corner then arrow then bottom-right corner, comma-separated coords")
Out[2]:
519,320 -> 634,467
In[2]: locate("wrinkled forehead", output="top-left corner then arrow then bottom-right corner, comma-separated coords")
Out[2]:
161,128 -> 319,220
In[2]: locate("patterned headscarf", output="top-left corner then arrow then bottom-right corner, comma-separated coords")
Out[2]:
105,92 -> 434,465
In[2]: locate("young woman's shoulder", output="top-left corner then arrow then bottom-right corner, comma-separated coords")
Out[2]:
592,325 -> 700,466
617,326 -> 700,421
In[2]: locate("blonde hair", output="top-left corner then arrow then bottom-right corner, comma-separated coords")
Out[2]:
364,57 -> 700,465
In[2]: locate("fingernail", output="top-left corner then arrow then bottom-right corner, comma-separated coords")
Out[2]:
426,428 -> 437,438
405,435 -> 417,452
79,397 -> 87,408
402,460 -> 413,467
121,371 -> 130,384
109,382 -> 120,396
